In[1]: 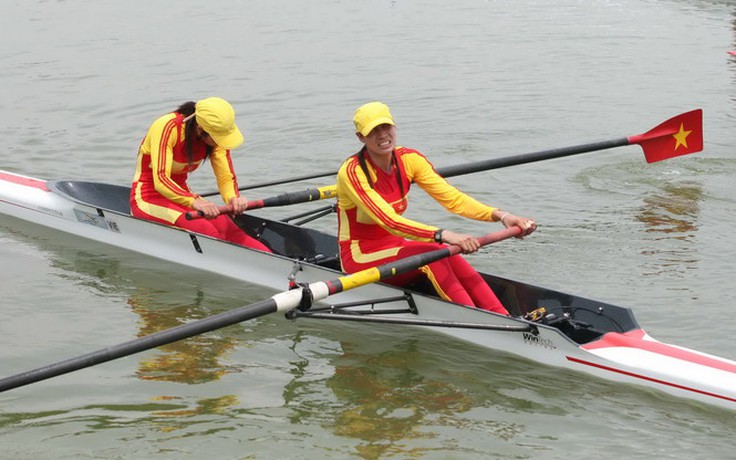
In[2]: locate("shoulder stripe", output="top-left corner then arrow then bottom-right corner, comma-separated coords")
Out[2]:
345,158 -> 433,239
156,118 -> 193,197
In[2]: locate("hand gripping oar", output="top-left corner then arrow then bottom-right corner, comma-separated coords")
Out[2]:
0,226 -> 522,393
200,109 -> 702,201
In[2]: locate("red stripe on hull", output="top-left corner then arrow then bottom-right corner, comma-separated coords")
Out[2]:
0,172 -> 49,191
567,356 -> 736,404
582,329 -> 736,374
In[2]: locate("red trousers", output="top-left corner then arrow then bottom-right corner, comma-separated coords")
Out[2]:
130,197 -> 270,252
341,240 -> 508,315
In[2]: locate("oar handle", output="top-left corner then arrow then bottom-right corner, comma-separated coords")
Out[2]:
332,226 -> 523,294
445,226 -> 522,256
476,226 -> 523,246
184,204 -> 258,220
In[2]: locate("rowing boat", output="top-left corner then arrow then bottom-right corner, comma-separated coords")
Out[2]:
1,168 -> 735,411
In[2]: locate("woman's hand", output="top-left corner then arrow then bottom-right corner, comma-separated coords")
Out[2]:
192,198 -> 220,219
499,213 -> 537,237
228,196 -> 249,214
440,230 -> 481,254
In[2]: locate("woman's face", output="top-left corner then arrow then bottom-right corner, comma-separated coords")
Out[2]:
197,125 -> 218,147
359,123 -> 396,156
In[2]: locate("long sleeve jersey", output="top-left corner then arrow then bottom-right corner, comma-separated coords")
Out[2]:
336,147 -> 498,248
132,112 -> 240,207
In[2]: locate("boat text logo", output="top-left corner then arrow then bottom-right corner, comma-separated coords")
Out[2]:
37,206 -> 63,217
73,209 -> 120,233
522,332 -> 556,349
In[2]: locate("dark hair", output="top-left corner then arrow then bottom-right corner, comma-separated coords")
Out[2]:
176,101 -> 212,164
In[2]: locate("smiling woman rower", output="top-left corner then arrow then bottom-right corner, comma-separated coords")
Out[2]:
130,97 -> 270,251
336,102 -> 536,314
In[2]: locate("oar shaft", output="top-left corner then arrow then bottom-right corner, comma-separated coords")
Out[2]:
202,171 -> 339,197
240,171 -> 338,191
0,227 -> 520,393
436,138 -> 629,178
0,299 -> 280,392
202,109 -> 701,198
204,139 -> 625,197
328,226 -> 521,294
232,139 -> 630,213
190,185 -> 338,217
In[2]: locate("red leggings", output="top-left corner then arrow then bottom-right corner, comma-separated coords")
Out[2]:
343,241 -> 508,315
130,197 -> 270,252
172,214 -> 271,252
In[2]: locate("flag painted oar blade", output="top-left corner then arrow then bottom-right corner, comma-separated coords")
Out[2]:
627,109 -> 703,163
0,226 -> 521,393
438,109 -> 703,176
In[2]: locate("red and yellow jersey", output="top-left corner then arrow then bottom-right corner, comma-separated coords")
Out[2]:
132,112 -> 240,208
336,146 -> 498,249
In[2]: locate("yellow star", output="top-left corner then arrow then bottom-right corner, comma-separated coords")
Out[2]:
673,123 -> 692,150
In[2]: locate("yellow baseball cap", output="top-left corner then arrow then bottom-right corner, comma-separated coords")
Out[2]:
195,97 -> 244,150
353,101 -> 395,136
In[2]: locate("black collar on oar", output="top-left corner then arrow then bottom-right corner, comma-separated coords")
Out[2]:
199,108 -> 702,200
0,226 -> 522,393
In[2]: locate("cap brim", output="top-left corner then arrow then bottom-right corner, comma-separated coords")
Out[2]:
359,117 -> 395,136
210,125 -> 244,150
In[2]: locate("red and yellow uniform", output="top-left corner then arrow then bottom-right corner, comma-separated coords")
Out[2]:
130,111 -> 269,251
337,146 -> 508,314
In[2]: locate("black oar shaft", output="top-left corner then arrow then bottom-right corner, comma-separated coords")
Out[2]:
0,227 -> 520,393
260,188 -> 325,207
436,138 -> 629,178
202,171 -> 337,196
232,137 -> 629,195
0,299 -> 278,392
243,171 -> 338,191
225,138 -> 633,211
204,109 -> 699,198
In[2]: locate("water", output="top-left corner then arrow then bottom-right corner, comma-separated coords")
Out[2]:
1,0 -> 736,458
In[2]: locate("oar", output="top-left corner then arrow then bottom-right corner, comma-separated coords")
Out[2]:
0,226 -> 521,393
200,108 -> 702,200
184,185 -> 337,220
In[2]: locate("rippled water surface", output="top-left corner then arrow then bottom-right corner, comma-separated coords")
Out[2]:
1,0 -> 736,459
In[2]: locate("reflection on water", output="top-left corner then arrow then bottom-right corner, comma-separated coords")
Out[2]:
49,251 -> 243,387
0,227 -> 258,426
327,345 -> 478,456
281,331 -> 539,459
148,395 -> 240,431
635,181 -> 702,278
637,182 -> 701,235
128,290 -> 237,384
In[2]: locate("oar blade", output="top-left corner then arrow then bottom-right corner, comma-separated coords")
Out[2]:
628,109 -> 703,163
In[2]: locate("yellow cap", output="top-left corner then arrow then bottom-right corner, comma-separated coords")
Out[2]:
353,101 -> 395,136
195,97 -> 244,150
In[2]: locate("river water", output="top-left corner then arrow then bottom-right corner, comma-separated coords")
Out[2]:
1,0 -> 735,458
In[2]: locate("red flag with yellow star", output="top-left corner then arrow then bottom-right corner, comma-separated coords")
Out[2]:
627,109 -> 703,163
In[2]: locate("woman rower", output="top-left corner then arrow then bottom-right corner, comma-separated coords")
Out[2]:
335,102 -> 536,315
130,97 -> 270,252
